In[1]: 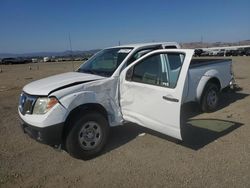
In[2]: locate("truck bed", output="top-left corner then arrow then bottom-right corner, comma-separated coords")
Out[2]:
190,58 -> 232,68
184,57 -> 232,103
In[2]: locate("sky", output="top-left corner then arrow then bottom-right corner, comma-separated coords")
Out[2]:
0,0 -> 250,53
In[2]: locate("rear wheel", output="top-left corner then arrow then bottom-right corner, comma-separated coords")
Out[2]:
66,112 -> 109,160
201,83 -> 220,112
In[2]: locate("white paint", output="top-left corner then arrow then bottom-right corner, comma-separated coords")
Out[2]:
120,49 -> 193,140
19,42 -> 233,142
23,72 -> 105,95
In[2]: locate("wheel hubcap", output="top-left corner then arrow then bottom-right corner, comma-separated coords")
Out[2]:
78,121 -> 102,150
207,89 -> 218,108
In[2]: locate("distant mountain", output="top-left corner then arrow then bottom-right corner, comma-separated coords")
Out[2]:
181,40 -> 250,49
1,40 -> 250,58
0,49 -> 100,59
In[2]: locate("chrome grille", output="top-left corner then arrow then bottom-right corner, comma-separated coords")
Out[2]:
19,92 -> 37,115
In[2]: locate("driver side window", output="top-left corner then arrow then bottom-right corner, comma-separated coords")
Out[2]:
129,53 -> 184,88
131,54 -> 168,87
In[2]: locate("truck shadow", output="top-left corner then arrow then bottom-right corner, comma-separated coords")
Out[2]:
104,118 -> 242,154
182,90 -> 248,119
105,123 -> 144,152
103,91 -> 247,154
218,89 -> 248,110
180,118 -> 243,150
177,90 -> 247,150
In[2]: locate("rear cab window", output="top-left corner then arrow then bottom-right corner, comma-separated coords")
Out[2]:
126,44 -> 178,66
126,45 -> 162,66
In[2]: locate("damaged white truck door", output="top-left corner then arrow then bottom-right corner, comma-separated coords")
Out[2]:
120,49 -> 194,140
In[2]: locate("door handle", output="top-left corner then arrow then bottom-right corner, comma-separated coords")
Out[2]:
162,96 -> 179,102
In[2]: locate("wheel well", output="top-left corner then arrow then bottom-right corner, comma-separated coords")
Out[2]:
62,103 -> 108,142
199,77 -> 221,104
207,77 -> 221,90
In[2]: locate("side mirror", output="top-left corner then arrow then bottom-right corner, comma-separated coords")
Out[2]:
126,67 -> 133,81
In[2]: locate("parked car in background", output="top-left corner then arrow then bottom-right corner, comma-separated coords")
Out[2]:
225,50 -> 234,56
0,57 -> 31,64
194,49 -> 203,57
237,48 -> 246,56
200,51 -> 210,56
217,49 -> 225,56
1,58 -> 17,64
233,50 -> 239,56
210,50 -> 221,56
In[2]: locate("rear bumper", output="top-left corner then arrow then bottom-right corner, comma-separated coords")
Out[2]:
229,77 -> 237,89
20,119 -> 64,146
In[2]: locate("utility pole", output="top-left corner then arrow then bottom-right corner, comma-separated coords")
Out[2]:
68,33 -> 74,70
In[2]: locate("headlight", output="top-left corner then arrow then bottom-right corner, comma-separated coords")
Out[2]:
33,97 -> 58,114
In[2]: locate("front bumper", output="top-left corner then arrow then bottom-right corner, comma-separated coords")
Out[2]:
20,119 -> 64,146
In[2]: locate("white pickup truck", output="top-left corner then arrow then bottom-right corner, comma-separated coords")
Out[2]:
18,42 -> 234,159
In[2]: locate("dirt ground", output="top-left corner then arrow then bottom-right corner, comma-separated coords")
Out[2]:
0,57 -> 250,188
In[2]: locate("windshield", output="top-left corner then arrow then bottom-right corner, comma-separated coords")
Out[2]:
78,48 -> 133,77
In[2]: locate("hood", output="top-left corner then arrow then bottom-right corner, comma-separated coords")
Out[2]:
23,72 -> 105,96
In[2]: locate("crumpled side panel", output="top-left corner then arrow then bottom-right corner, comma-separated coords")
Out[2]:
54,78 -> 124,127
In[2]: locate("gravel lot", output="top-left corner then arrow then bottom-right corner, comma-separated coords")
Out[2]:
0,57 -> 250,188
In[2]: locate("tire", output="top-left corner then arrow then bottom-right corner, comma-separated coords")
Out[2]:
201,83 -> 220,112
65,112 -> 110,160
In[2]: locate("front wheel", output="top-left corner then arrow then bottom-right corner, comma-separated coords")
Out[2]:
66,112 -> 110,160
201,83 -> 220,112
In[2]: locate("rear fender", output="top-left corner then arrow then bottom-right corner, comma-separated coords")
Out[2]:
196,76 -> 211,102
196,69 -> 221,102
